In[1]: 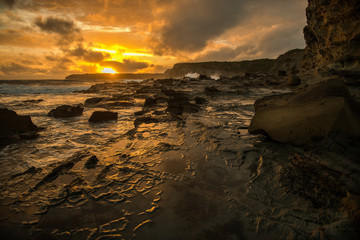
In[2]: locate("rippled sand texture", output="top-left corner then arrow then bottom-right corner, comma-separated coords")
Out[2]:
1,76 -> 359,239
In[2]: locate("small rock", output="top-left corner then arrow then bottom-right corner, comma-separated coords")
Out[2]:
195,97 -> 207,104
85,155 -> 99,169
277,70 -> 287,76
199,74 -> 210,80
134,117 -> 159,127
89,111 -> 117,123
48,105 -> 84,118
205,86 -> 221,94
84,97 -> 105,105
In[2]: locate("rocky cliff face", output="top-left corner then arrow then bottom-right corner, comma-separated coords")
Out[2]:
302,0 -> 360,84
164,59 -> 276,78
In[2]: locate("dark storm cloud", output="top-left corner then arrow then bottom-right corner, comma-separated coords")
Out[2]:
101,59 -> 149,72
151,0 -> 306,56
152,0 -> 245,53
35,17 -> 79,35
68,45 -> 111,63
258,24 -> 305,55
195,45 -> 258,61
0,62 -> 46,74
1,0 -> 16,8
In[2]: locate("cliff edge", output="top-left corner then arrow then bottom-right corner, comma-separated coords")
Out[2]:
301,0 -> 360,84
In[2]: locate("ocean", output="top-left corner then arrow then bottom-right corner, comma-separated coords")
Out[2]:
0,79 -> 137,177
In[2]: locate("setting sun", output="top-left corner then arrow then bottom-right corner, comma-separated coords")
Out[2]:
101,68 -> 117,74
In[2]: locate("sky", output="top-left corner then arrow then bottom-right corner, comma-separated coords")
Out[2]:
0,0 -> 307,79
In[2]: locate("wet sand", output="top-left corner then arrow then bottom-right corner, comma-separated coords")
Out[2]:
1,75 -> 359,239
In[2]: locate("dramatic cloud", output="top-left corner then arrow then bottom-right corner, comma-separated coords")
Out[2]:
100,59 -> 149,72
35,17 -> 79,35
0,0 -> 308,79
0,61 -> 46,75
151,0 -> 245,53
68,45 -> 111,63
0,0 -> 16,8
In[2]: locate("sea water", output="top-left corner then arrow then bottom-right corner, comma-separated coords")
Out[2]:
0,79 -> 135,177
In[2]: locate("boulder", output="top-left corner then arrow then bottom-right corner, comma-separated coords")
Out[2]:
84,155 -> 99,169
195,97 -> 207,104
89,111 -> 117,123
84,97 -> 105,105
249,79 -> 360,145
48,105 -> 84,118
0,108 -> 39,146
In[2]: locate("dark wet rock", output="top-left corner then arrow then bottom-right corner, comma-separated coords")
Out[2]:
205,86 -> 221,94
143,97 -> 157,109
23,99 -> 44,103
166,97 -> 200,115
156,78 -> 175,85
78,83 -> 108,93
161,89 -> 187,99
134,110 -> 147,116
279,154 -> 346,209
84,97 -> 105,105
195,97 -> 207,104
134,117 -> 159,127
277,70 -> 287,76
287,74 -> 301,86
84,155 -> 99,169
11,166 -> 38,179
199,74 -> 211,80
48,105 -> 84,118
100,101 -> 134,108
32,151 -> 89,191
109,94 -> 133,101
249,79 -> 360,145
89,111 -> 117,123
0,108 -> 39,146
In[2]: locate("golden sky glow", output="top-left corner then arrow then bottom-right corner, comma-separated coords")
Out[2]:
0,0 -> 307,79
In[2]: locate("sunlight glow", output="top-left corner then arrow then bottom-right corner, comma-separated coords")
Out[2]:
93,48 -> 117,54
101,68 -> 117,74
122,52 -> 154,57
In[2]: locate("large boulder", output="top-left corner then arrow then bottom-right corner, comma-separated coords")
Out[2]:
249,79 -> 360,145
48,105 -> 84,118
0,108 -> 39,146
89,111 -> 117,123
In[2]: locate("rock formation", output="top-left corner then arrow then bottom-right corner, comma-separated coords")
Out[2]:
48,105 -> 84,118
89,111 -> 118,123
301,0 -> 360,84
0,108 -> 39,146
249,79 -> 360,145
164,59 -> 276,78
270,49 -> 305,77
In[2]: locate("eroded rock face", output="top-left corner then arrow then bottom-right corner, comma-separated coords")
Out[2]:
249,79 -> 360,145
302,0 -> 360,83
0,108 -> 39,146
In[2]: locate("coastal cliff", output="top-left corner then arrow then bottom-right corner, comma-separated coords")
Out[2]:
301,0 -> 360,84
164,59 -> 276,78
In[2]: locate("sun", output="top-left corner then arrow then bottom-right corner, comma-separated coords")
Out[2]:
101,68 -> 117,74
